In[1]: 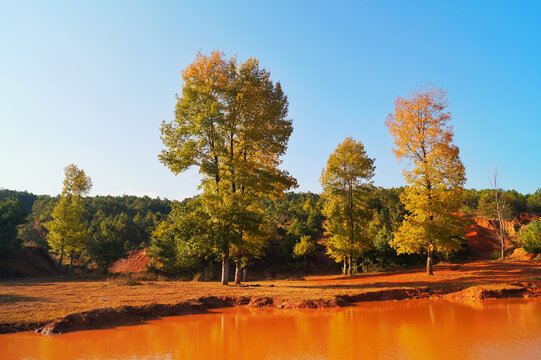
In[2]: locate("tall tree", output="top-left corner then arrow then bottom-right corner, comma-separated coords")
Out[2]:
320,137 -> 375,275
46,164 -> 92,268
159,51 -> 296,285
385,86 -> 469,275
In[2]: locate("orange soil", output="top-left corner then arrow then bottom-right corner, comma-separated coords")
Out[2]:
2,260 -> 541,333
465,216 -> 537,258
109,249 -> 150,273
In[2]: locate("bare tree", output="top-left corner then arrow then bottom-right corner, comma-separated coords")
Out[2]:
491,169 -> 508,260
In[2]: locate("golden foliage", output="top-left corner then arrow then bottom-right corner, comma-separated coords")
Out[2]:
385,86 -> 469,261
320,137 -> 375,267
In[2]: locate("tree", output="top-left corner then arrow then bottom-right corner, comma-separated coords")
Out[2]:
490,170 -> 510,259
149,198 -> 214,276
320,137 -> 375,275
526,189 -> 541,213
87,213 -> 128,273
159,51 -> 296,285
293,235 -> 316,270
46,164 -> 92,268
522,219 -> 541,255
385,86 -> 469,275
0,198 -> 26,256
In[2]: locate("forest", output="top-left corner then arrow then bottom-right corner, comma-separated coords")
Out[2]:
1,186 -> 540,279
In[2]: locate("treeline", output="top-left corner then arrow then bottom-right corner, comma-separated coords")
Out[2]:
461,188 -> 541,218
0,187 -> 171,272
1,186 -> 540,277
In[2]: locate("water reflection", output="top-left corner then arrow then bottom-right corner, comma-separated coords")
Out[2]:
2,298 -> 541,360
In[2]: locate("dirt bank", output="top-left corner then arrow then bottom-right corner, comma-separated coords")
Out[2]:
25,282 -> 541,335
3,260 -> 541,335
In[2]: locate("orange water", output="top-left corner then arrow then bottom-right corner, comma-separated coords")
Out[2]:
3,298 -> 541,359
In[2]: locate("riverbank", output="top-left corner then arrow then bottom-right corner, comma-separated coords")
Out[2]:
2,260 -> 541,334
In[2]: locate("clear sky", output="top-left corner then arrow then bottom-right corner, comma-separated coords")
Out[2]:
1,1 -> 539,200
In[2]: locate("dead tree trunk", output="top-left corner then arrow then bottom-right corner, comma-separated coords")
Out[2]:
492,169 -> 507,260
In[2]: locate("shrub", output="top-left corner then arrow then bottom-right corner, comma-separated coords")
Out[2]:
522,219 -> 541,255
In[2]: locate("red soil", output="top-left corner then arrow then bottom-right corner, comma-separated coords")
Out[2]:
109,249 -> 150,273
465,216 -> 537,258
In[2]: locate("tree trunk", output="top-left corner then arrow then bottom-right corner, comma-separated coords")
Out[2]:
499,220 -> 505,260
343,259 -> 347,275
427,249 -> 434,275
59,243 -> 64,267
234,259 -> 242,285
304,256 -> 307,270
242,267 -> 248,282
69,254 -> 73,271
221,251 -> 229,285
348,255 -> 352,276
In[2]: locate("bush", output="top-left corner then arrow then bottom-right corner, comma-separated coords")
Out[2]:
522,219 -> 541,255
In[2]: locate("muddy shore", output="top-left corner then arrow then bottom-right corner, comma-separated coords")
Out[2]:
0,281 -> 535,335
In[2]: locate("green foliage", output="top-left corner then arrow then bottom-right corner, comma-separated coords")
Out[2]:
18,196 -> 57,248
0,198 -> 26,256
320,137 -> 375,271
87,213 -> 129,272
0,189 -> 37,213
148,198 -> 212,275
461,188 -> 538,218
526,189 -> 541,213
46,195 -> 89,264
46,164 -> 93,266
477,190 -> 517,219
522,219 -> 541,255
158,51 -> 296,284
85,195 -> 171,250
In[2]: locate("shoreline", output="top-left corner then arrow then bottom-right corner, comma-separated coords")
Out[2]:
1,281 -> 536,335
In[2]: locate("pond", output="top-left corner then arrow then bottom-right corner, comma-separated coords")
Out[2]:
2,298 -> 541,359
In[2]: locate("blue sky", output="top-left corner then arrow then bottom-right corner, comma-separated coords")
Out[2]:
1,1 -> 539,200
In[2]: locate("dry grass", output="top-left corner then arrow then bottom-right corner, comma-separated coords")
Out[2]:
2,260 -> 541,327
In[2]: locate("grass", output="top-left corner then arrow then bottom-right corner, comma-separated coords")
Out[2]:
1,259 -> 541,327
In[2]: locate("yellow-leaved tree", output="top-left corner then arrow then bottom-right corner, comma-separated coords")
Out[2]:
159,51 -> 296,285
47,164 -> 92,269
385,86 -> 469,275
320,137 -> 375,275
